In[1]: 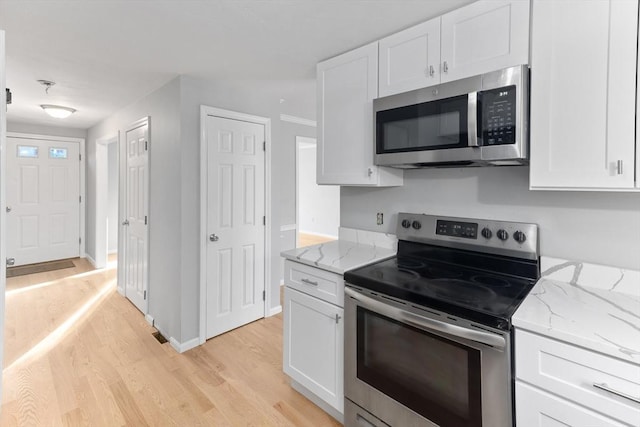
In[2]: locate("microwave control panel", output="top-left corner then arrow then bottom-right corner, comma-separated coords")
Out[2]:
479,85 -> 516,146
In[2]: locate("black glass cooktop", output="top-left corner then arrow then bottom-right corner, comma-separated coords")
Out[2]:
344,241 -> 539,331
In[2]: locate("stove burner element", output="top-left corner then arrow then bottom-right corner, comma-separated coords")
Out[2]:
371,267 -> 420,284
396,258 -> 425,269
472,275 -> 512,288
426,279 -> 497,304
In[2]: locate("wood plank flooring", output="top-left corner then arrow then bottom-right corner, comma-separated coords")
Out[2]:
297,233 -> 336,248
2,257 -> 342,426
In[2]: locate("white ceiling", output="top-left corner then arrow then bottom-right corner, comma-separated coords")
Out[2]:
0,0 -> 472,129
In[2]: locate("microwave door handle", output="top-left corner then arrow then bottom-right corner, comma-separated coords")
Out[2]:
345,287 -> 506,349
468,92 -> 480,147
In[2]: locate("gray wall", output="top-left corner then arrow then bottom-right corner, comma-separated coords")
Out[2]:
107,142 -> 118,253
7,122 -> 87,140
341,166 -> 640,270
86,78 -> 182,342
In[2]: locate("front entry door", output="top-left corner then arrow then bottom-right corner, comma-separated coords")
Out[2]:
206,115 -> 265,339
123,119 -> 149,314
6,136 -> 80,266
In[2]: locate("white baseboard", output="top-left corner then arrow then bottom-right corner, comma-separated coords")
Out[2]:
84,254 -> 97,268
117,286 -> 125,296
268,305 -> 282,316
169,336 -> 200,354
145,314 -> 154,326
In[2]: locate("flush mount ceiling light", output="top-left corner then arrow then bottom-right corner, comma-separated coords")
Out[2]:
40,104 -> 77,119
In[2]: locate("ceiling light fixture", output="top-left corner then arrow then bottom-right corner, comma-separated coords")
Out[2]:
40,104 -> 77,119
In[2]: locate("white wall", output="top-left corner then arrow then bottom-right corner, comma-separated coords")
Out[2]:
341,166 -> 640,270
7,122 -> 87,140
107,142 -> 118,253
298,143 -> 339,237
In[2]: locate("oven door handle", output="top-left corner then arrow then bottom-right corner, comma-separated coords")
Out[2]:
345,287 -> 506,349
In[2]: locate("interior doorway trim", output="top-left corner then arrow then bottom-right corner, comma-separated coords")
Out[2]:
199,105 -> 272,345
94,132 -> 119,272
7,132 -> 86,260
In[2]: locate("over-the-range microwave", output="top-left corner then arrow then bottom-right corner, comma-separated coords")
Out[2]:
374,65 -> 529,168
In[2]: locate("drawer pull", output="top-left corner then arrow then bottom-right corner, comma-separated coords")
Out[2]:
593,382 -> 640,404
301,278 -> 319,286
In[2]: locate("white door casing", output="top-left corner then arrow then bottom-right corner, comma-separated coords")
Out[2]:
6,135 -> 83,266
123,118 -> 149,314
205,114 -> 265,339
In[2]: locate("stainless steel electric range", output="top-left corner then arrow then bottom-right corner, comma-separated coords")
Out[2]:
343,213 -> 539,427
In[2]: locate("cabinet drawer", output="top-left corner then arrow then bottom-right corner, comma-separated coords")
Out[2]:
516,381 -> 627,427
516,329 -> 640,426
284,260 -> 344,306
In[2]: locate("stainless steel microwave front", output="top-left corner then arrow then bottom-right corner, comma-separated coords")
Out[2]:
373,65 -> 529,168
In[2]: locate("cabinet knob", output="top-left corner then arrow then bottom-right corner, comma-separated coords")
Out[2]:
335,314 -> 341,324
443,61 -> 449,73
367,167 -> 374,177
428,65 -> 435,77
616,160 -> 623,175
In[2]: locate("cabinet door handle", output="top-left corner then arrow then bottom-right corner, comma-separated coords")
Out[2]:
335,314 -> 342,324
301,278 -> 318,286
616,160 -> 623,175
429,65 -> 435,77
443,61 -> 449,73
593,383 -> 640,404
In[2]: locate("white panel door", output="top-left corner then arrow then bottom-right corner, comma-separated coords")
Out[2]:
123,121 -> 149,314
440,0 -> 529,82
379,17 -> 441,97
206,115 -> 265,339
529,0 -> 638,189
7,137 -> 80,266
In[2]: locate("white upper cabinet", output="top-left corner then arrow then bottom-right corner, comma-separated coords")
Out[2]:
379,18 -> 441,97
529,0 -> 638,190
440,0 -> 530,83
317,42 -> 403,186
379,0 -> 530,97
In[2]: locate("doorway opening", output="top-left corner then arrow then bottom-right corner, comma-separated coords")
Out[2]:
295,136 -> 339,248
95,134 -> 119,270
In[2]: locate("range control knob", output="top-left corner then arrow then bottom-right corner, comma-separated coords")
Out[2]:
412,220 -> 422,230
481,228 -> 492,239
401,219 -> 412,229
513,230 -> 527,244
497,229 -> 509,241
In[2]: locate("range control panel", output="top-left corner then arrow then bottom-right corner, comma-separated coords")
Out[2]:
397,213 -> 538,260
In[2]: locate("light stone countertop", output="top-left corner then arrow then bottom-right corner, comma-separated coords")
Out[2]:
281,240 -> 396,275
513,257 -> 640,364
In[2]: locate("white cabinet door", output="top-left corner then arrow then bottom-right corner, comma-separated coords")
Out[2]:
440,0 -> 529,83
379,18 -> 441,97
283,286 -> 344,413
317,42 -> 403,187
529,0 -> 638,190
516,382 -> 627,427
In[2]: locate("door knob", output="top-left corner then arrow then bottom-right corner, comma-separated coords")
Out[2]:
209,234 -> 219,242
122,220 -> 130,226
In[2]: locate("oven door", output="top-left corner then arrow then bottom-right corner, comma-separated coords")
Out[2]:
344,286 -> 513,427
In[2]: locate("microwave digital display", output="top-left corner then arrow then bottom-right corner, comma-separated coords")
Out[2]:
478,85 -> 516,146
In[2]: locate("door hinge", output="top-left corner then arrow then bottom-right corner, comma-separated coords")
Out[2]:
79,153 -> 82,161
262,290 -> 265,301
79,195 -> 82,203
263,141 -> 266,151
263,216 -> 266,226
145,215 -> 148,225
144,290 -> 147,300
79,237 -> 82,244
145,140 -> 148,151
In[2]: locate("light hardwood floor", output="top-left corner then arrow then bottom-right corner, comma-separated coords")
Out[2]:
2,257 -> 342,426
297,233 -> 335,248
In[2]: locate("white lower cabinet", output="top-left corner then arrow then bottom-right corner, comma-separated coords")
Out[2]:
283,271 -> 344,417
516,382 -> 627,427
515,329 -> 640,426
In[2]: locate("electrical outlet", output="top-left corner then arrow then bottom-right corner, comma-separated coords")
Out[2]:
376,212 -> 383,225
